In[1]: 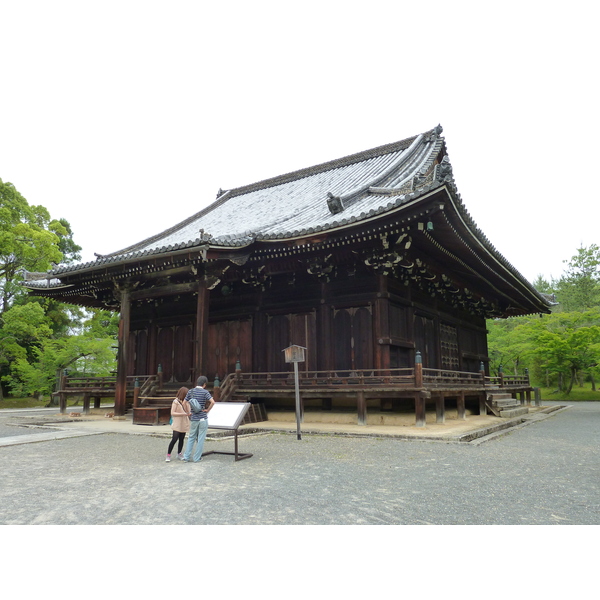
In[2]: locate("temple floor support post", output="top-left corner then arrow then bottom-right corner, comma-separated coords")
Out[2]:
357,391 -> 367,425
414,352 -> 426,427
436,394 -> 445,424
457,392 -> 466,420
479,393 -> 487,415
83,393 -> 91,415
415,393 -> 427,427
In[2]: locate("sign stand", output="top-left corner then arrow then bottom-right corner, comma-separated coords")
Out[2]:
283,345 -> 307,441
201,402 -> 253,462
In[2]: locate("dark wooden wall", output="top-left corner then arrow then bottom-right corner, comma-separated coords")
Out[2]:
127,271 -> 489,383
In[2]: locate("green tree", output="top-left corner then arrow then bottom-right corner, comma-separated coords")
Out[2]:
3,307 -> 118,399
0,178 -> 115,402
487,317 -> 534,376
555,244 -> 600,312
488,246 -> 600,394
0,302 -> 54,400
6,331 -> 117,399
0,178 -> 81,313
527,310 -> 600,393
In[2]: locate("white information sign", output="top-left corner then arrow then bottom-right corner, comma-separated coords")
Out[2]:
207,402 -> 251,430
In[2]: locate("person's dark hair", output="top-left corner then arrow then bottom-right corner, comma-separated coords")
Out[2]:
176,387 -> 189,401
196,376 -> 208,387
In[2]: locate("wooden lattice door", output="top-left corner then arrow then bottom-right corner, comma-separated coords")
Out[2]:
333,306 -> 373,371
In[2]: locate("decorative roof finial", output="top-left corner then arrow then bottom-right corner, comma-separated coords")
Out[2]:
438,155 -> 453,182
326,192 -> 344,215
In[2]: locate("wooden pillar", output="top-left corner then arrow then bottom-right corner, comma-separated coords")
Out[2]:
83,393 -> 91,415
415,351 -> 425,426
357,391 -> 367,426
373,277 -> 389,371
194,281 -> 210,380
148,319 -> 157,381
457,391 -> 466,420
317,287 -> 334,372
415,393 -> 426,427
415,352 -> 423,388
479,393 -> 487,415
114,286 -> 131,417
435,394 -> 445,424
212,375 -> 221,402
133,379 -> 140,408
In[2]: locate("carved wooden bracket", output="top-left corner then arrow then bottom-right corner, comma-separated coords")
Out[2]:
306,254 -> 334,281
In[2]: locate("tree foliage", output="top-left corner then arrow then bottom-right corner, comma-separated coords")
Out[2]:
488,244 -> 600,395
0,178 -> 80,313
5,317 -> 117,398
554,244 -> 600,312
0,178 -> 116,400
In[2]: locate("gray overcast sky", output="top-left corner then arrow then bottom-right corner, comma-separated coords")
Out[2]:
1,0 -> 598,283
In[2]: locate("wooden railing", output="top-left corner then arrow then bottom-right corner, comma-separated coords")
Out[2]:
55,374 -> 158,409
58,375 -> 117,391
135,375 -> 159,405
422,368 -> 486,387
213,367 -> 531,398
58,374 -> 156,393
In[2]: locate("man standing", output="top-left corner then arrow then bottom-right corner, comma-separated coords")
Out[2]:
183,376 -> 215,463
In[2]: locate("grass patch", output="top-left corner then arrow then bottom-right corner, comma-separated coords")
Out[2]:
537,385 -> 600,401
1,396 -> 114,409
0,396 -> 55,409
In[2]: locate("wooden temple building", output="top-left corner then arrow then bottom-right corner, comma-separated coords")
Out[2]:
24,125 -> 552,426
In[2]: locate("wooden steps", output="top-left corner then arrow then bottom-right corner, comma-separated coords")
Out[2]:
486,392 -> 529,418
133,395 -> 173,425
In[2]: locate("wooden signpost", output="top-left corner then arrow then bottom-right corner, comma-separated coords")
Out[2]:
283,345 -> 306,440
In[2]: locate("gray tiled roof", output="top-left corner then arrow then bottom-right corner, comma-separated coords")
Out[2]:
105,127 -> 443,251
37,125 -> 449,279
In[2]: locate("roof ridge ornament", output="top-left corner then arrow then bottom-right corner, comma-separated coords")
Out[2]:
435,155 -> 453,182
425,124 -> 444,143
198,228 -> 213,242
326,192 -> 344,215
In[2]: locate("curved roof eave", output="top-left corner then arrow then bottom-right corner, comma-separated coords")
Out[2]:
438,182 -> 551,313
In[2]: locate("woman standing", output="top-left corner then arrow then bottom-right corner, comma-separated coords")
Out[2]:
165,387 -> 190,462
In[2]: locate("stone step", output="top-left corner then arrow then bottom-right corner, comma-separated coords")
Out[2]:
499,407 -> 529,418
492,398 -> 521,408
487,393 -> 515,401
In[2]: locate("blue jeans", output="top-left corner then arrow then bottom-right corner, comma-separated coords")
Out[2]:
184,419 -> 208,462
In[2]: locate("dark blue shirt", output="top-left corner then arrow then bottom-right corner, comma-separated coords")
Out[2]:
185,387 -> 212,420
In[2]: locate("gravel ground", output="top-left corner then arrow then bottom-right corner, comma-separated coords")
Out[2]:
1,402 -> 598,525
